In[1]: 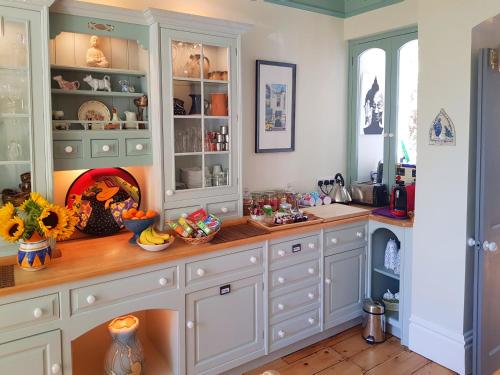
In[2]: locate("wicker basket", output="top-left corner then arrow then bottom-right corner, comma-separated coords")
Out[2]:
177,229 -> 219,245
383,299 -> 399,312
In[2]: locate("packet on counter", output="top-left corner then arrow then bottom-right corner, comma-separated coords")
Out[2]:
188,208 -> 209,223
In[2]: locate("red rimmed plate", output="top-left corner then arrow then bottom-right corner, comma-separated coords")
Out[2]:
65,168 -> 141,236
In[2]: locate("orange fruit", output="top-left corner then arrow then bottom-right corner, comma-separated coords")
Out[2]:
128,208 -> 138,216
145,210 -> 157,218
135,210 -> 145,218
122,210 -> 131,219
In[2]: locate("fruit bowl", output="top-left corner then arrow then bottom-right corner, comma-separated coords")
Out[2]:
123,215 -> 158,244
137,236 -> 175,252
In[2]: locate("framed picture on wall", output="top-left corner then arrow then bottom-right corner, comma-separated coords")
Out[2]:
255,60 -> 296,153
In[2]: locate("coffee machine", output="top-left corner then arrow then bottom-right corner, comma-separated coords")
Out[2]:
390,182 -> 415,218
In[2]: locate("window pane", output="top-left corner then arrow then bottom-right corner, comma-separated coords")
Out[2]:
396,40 -> 418,164
357,48 -> 385,182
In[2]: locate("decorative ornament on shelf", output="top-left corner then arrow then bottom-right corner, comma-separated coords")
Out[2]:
83,74 -> 111,92
0,192 -> 77,271
52,75 -> 80,91
429,108 -> 456,146
86,35 -> 109,68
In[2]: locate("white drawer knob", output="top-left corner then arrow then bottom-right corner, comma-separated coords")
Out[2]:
308,267 -> 315,275
308,292 -> 315,300
308,243 -> 315,249
356,231 -> 363,238
101,144 -> 110,152
135,143 -> 144,151
277,303 -> 285,311
308,317 -> 316,325
159,277 -> 168,286
51,363 -> 61,374
277,276 -> 285,284
186,320 -> 194,329
278,330 -> 286,338
249,256 -> 257,264
166,189 -> 174,196
278,250 -> 285,257
86,295 -> 96,305
64,146 -> 73,153
331,238 -> 338,244
33,307 -> 43,319
196,268 -> 205,277
325,278 -> 332,284
221,207 -> 228,214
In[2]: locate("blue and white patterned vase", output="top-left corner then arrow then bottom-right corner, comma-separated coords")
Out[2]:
17,238 -> 52,271
104,315 -> 144,375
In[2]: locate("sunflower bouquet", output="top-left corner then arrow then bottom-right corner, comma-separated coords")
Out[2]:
0,192 -> 78,243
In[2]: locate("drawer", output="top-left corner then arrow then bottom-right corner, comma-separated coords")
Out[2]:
270,284 -> 320,321
270,235 -> 320,265
270,259 -> 320,293
270,308 -> 320,349
0,294 -> 59,332
91,139 -> 119,158
207,200 -> 238,218
53,140 -> 82,159
186,247 -> 262,286
126,138 -> 151,156
324,224 -> 366,253
70,267 -> 176,315
164,205 -> 202,221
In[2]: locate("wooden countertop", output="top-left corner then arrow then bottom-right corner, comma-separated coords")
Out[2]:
0,211 -> 412,298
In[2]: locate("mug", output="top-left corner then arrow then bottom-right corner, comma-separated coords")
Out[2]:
124,111 -> 137,121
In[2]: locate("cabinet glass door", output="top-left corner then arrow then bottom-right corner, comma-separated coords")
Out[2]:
162,29 -> 238,200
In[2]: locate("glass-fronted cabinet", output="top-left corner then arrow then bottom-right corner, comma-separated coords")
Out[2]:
0,8 -> 50,254
161,29 -> 239,204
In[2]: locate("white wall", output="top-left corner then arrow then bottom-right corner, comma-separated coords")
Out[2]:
346,1 -> 500,373
77,0 -> 347,193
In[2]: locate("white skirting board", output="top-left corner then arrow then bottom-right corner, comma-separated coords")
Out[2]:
409,315 -> 473,375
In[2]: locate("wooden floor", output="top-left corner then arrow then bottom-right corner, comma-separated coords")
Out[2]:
244,326 -> 457,375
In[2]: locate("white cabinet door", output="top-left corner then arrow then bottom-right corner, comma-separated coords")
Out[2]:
324,247 -> 367,329
186,275 -> 263,375
0,330 -> 62,375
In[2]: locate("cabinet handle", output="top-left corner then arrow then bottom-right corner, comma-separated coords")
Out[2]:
101,144 -> 110,152
307,267 -> 315,275
277,250 -> 285,257
388,133 -> 395,138
166,190 -> 174,196
159,277 -> 168,286
186,321 -> 194,329
277,303 -> 285,311
196,268 -> 205,277
277,330 -> 286,339
135,143 -> 144,151
220,207 -> 228,214
33,307 -> 43,319
356,231 -> 363,238
308,243 -> 315,249
86,295 -> 96,305
308,292 -> 315,300
325,278 -> 332,284
277,276 -> 285,284
64,146 -> 73,153
308,317 -> 316,325
331,238 -> 338,244
249,256 -> 258,264
51,363 -> 61,374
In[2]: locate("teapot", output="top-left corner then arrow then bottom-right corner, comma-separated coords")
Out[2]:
332,173 -> 352,204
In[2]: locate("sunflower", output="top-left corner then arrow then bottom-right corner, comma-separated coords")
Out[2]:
0,202 -> 15,227
1,216 -> 25,242
37,205 -> 68,239
30,192 -> 49,208
20,192 -> 49,213
56,207 -> 78,241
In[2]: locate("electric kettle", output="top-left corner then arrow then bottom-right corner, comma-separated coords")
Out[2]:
332,173 -> 352,204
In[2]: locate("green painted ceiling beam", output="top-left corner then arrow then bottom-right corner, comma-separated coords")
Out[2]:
264,0 -> 404,18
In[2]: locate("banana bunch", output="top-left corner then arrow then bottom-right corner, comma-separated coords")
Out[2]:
139,226 -> 171,245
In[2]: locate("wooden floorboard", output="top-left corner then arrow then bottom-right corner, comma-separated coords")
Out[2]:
244,325 -> 458,375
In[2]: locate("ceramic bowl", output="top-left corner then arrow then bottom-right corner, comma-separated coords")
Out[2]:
136,236 -> 174,252
123,215 -> 158,244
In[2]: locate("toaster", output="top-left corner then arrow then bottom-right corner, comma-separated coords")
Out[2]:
349,182 -> 388,207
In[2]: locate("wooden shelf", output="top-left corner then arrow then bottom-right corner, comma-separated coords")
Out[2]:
52,89 -> 145,97
205,115 -> 229,120
51,64 -> 147,76
174,115 -> 201,119
205,151 -> 229,155
373,267 -> 400,280
174,152 -> 202,156
173,77 -> 229,84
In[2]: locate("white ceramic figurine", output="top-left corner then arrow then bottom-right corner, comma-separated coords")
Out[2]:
86,35 -> 109,68
83,74 -> 111,92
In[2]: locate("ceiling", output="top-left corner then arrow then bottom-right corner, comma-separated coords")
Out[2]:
264,0 -> 404,18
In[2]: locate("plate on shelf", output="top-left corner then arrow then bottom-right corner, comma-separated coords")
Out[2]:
65,168 -> 141,236
77,100 -> 110,122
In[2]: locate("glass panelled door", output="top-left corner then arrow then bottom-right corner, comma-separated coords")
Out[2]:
162,29 -> 238,201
